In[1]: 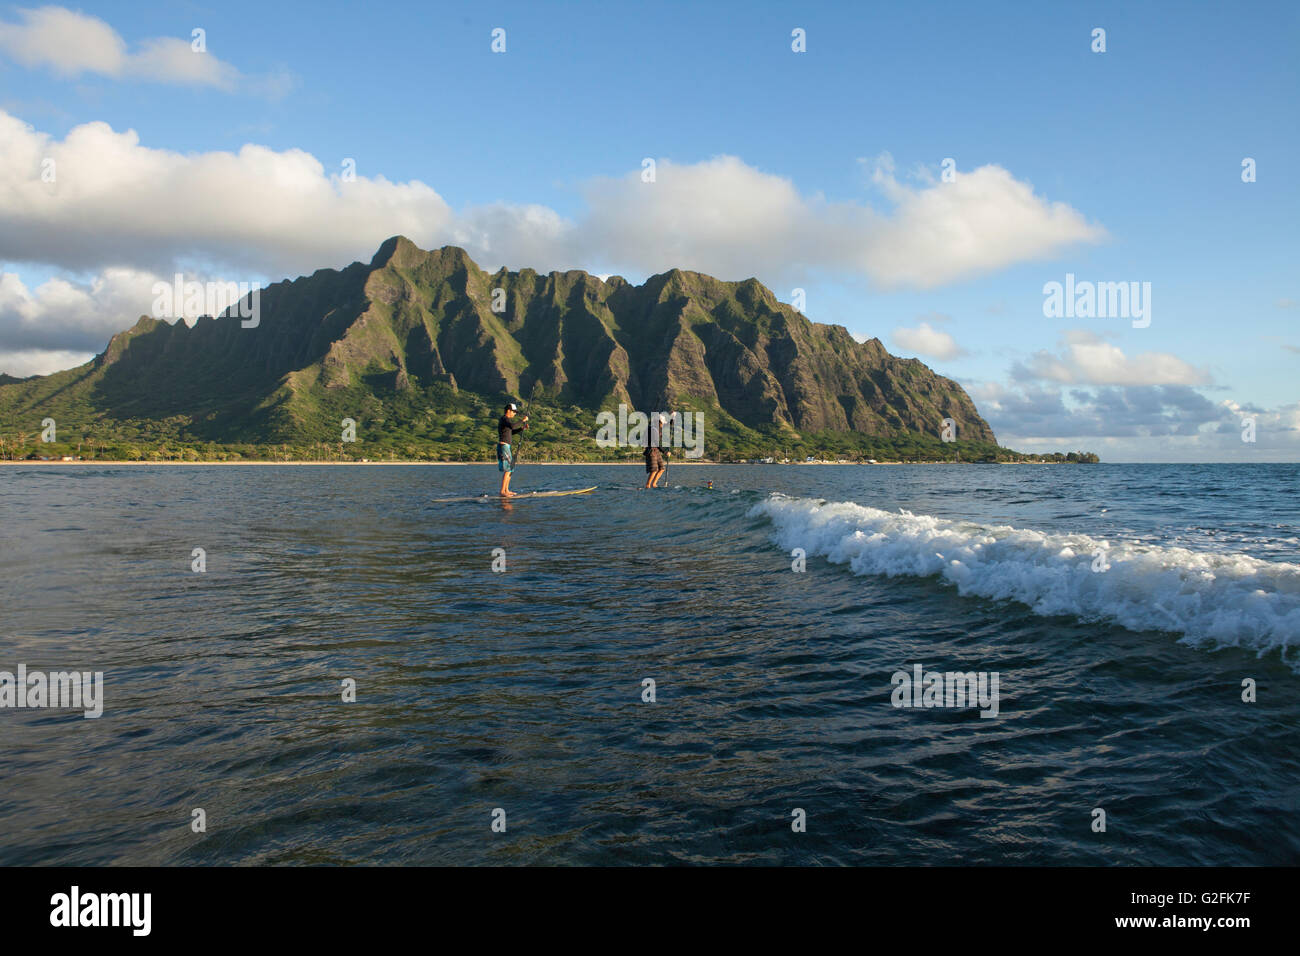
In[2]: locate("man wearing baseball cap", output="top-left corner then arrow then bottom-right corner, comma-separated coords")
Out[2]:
497,402 -> 529,497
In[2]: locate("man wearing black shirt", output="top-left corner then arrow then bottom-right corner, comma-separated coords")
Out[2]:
497,402 -> 529,497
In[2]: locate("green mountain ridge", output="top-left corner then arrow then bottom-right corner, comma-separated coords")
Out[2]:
0,237 -> 1092,462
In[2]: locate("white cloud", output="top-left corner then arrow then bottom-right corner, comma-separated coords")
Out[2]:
1012,330 -> 1211,387
570,154 -> 1106,289
575,156 -> 812,281
0,6 -> 126,76
0,110 -> 454,277
129,36 -> 240,90
0,112 -> 1106,293
859,156 -> 1108,287
890,321 -> 968,360
0,347 -> 95,378
0,7 -> 285,93
964,379 -> 1300,462
0,267 -> 163,352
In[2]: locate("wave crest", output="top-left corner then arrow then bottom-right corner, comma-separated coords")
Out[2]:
750,495 -> 1300,665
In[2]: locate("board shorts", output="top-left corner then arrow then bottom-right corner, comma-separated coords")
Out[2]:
497,442 -> 513,473
645,447 -> 665,473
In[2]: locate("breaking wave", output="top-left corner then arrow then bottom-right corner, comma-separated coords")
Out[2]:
750,495 -> 1300,666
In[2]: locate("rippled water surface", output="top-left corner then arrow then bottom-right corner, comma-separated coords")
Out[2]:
1,463 -> 1297,865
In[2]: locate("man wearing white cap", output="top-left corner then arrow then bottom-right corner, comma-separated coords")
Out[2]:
497,402 -> 529,497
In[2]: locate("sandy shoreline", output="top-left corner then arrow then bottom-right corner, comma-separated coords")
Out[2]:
0,459 -> 1050,467
0,459 -> 715,466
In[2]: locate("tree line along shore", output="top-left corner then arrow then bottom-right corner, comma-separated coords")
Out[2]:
0,437 -> 1100,465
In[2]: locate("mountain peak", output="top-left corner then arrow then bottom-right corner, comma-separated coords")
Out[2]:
370,235 -> 429,270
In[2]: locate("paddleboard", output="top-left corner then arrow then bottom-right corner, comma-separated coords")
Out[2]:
430,486 -> 597,504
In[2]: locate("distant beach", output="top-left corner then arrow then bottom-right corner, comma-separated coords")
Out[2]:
0,458 -> 1071,467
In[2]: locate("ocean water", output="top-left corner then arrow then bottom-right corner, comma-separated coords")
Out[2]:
1,462 -> 1297,866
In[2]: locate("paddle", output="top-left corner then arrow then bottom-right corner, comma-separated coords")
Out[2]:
513,414 -> 530,469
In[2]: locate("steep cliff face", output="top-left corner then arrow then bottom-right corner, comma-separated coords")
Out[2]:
306,237 -> 995,441
0,237 -> 996,446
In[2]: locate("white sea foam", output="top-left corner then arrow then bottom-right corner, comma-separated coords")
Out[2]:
751,495 -> 1300,664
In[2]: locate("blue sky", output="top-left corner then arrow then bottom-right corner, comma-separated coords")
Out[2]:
1,0 -> 1296,459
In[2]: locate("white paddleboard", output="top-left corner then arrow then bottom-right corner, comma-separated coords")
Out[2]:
430,486 -> 598,504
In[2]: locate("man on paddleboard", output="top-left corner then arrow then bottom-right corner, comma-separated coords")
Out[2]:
644,413 -> 670,489
497,402 -> 529,497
